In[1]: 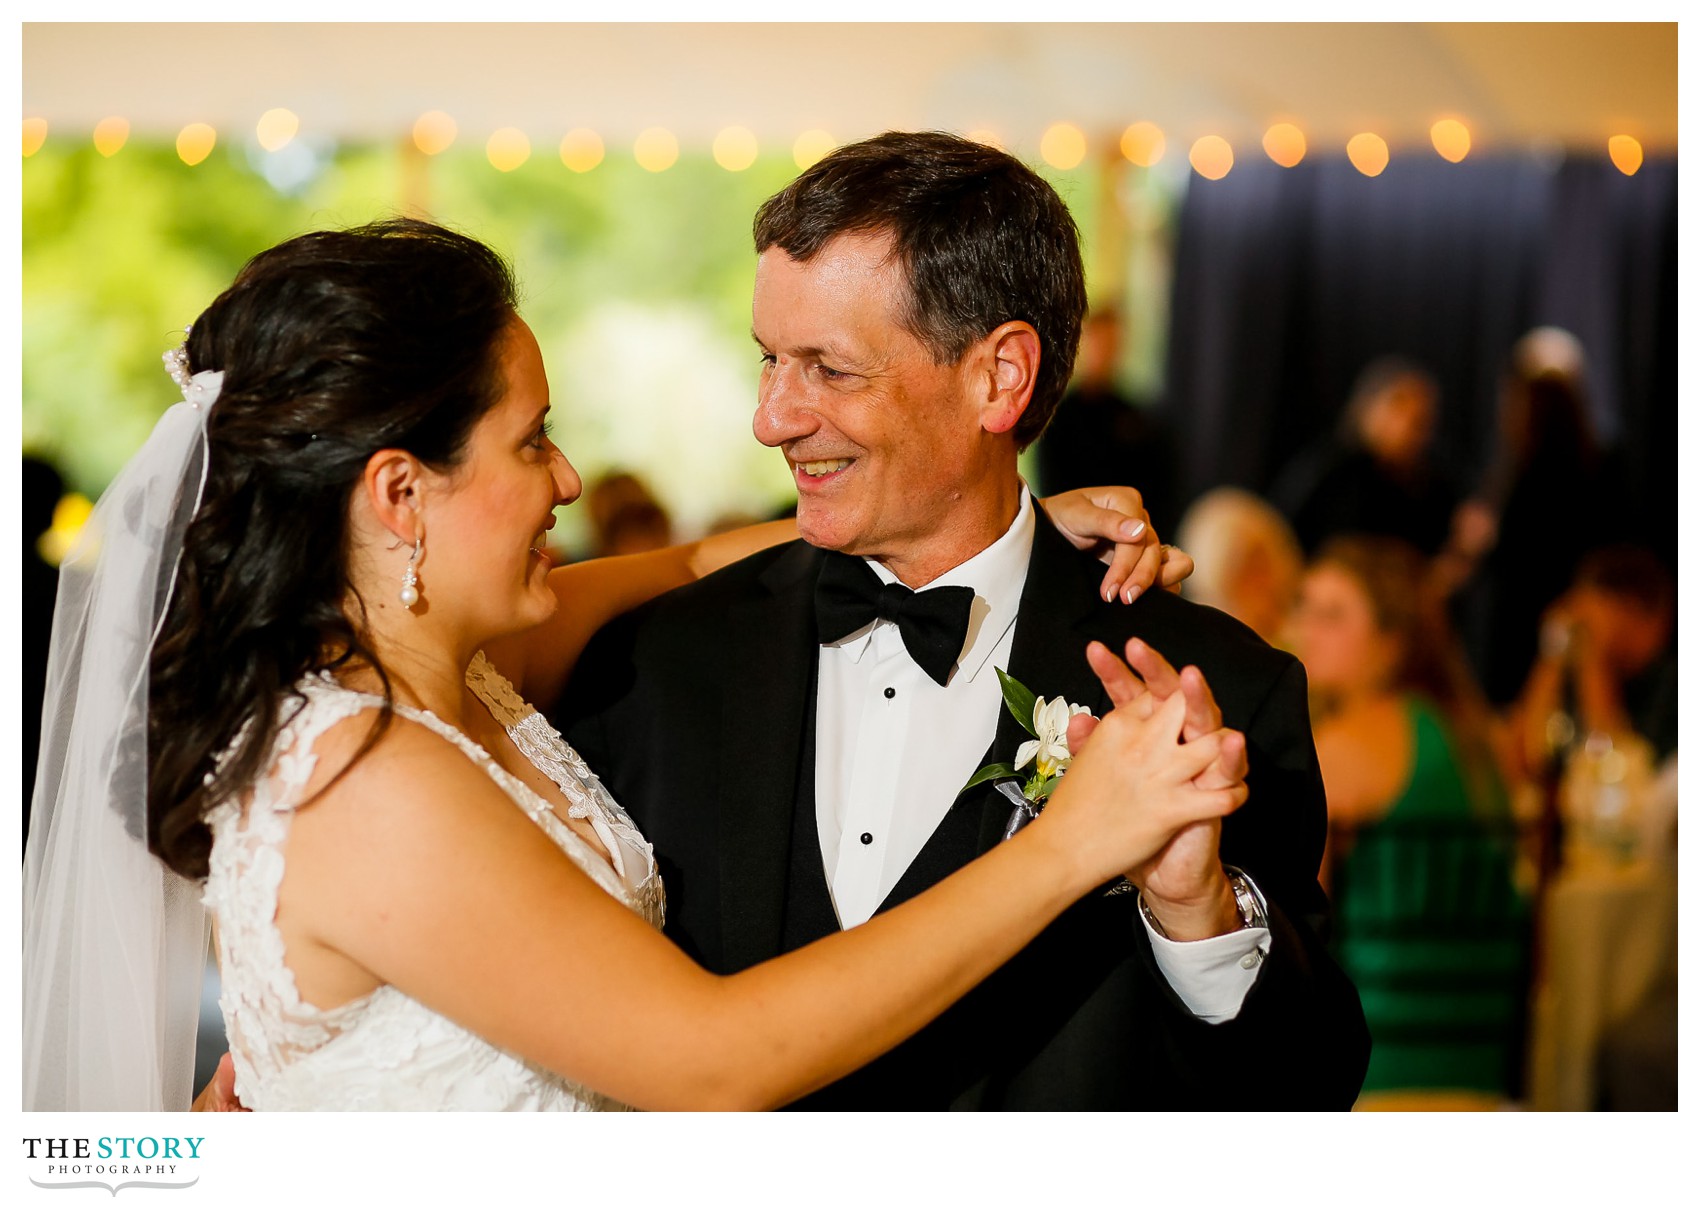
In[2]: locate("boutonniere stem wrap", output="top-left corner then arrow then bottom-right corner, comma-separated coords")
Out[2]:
962,670 -> 1093,840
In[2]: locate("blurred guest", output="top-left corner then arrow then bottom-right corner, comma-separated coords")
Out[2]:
1173,487 -> 1302,647
1273,356 -> 1459,557
1444,329 -> 1628,705
1509,544 -> 1675,776
1034,307 -> 1178,534
1292,535 -> 1524,1101
22,456 -> 65,848
1509,546 -> 1674,871
1294,536 -> 1506,834
585,470 -> 673,558
704,510 -> 764,537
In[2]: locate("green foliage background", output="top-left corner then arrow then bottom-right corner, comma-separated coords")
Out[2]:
23,135 -> 1144,550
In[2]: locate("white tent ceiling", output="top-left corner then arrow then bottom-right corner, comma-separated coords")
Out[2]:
24,22 -> 1677,156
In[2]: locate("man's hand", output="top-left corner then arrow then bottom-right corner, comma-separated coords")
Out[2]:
189,1052 -> 249,1112
1076,639 -> 1248,940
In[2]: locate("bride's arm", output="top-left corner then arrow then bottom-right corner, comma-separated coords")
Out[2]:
286,671 -> 1239,1111
492,486 -> 1183,712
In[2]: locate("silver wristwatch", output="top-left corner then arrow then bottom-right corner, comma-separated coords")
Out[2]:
1137,866 -> 1267,939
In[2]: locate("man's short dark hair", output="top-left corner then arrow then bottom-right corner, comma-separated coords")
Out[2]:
753,130 -> 1087,450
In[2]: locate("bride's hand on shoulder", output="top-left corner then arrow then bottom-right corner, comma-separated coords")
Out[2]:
1039,485 -> 1193,605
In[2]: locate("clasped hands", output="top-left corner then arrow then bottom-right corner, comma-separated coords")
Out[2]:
1070,638 -> 1250,942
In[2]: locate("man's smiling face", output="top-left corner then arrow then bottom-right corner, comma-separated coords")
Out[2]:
751,229 -> 1000,582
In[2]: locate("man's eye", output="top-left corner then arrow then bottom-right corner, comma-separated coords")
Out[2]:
816,363 -> 844,381
757,353 -> 776,369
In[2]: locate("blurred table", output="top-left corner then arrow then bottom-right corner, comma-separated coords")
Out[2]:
1526,855 -> 1677,1110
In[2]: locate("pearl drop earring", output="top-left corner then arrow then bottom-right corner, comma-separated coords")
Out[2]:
399,535 -> 422,609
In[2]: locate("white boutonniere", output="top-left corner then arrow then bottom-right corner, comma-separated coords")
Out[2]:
963,669 -> 1094,838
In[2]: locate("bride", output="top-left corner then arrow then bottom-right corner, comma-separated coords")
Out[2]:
23,219 -> 1230,1112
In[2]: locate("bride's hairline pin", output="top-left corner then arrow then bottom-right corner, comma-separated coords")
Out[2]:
162,321 -> 194,392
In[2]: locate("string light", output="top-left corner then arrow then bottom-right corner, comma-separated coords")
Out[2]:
559,128 -> 604,172
412,111 -> 457,155
176,123 -> 217,166
1120,122 -> 1165,167
486,128 -> 531,172
256,109 -> 299,152
634,127 -> 679,172
793,129 -> 834,169
1430,118 -> 1471,163
37,493 -> 94,568
1608,135 -> 1643,176
1346,132 -> 1389,177
23,117 -> 47,157
1040,123 -> 1086,170
1262,123 -> 1306,168
1189,136 -> 1234,180
713,126 -> 758,172
92,116 -> 129,158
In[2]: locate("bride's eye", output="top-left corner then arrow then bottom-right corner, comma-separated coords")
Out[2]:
528,420 -> 554,451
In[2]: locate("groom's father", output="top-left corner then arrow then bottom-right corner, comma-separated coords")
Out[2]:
560,131 -> 1368,1108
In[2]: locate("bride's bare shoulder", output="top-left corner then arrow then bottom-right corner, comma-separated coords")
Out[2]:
282,705 -> 517,841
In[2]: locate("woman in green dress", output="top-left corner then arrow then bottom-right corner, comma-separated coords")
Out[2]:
1292,535 -> 1526,1103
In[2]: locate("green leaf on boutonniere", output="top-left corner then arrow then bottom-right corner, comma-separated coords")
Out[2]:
995,668 -> 1038,736
962,761 -> 1018,793
1032,774 -> 1062,802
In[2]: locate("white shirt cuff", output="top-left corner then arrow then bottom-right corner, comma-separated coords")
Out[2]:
1137,876 -> 1272,1024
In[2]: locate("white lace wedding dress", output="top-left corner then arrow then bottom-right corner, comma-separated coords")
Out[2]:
202,653 -> 664,1111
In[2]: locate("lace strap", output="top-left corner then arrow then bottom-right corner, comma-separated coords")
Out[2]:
464,653 -> 599,820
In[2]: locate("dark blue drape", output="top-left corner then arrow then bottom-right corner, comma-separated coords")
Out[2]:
1161,153 -> 1675,565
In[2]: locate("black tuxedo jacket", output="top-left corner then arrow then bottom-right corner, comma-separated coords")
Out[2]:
558,515 -> 1369,1109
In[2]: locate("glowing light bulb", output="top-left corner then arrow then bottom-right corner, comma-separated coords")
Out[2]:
793,129 -> 834,170
1189,135 -> 1234,181
93,116 -> 130,158
634,128 -> 679,172
560,128 -> 604,172
1347,132 -> 1389,177
713,126 -> 758,172
1430,119 -> 1471,163
256,108 -> 299,152
1040,123 -> 1087,170
176,123 -> 217,167
23,117 -> 47,157
1120,122 -> 1165,167
486,128 -> 531,172
1262,123 -> 1306,168
413,111 -> 457,156
1608,135 -> 1643,176
37,492 -> 95,568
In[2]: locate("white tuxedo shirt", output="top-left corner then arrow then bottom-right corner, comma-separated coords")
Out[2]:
813,488 -> 1270,1022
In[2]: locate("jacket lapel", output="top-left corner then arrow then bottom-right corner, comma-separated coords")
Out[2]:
971,512 -> 1115,854
717,542 -> 825,971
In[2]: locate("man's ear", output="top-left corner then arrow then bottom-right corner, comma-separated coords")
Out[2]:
361,449 -> 427,544
975,321 -> 1041,436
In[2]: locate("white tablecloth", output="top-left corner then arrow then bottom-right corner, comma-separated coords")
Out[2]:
1526,857 -> 1678,1111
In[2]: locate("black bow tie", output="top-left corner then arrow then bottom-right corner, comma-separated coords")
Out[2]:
815,552 -> 975,687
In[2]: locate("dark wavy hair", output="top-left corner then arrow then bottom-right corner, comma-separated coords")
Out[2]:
1312,534 -> 1503,811
147,219 -> 519,879
752,130 -> 1087,450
